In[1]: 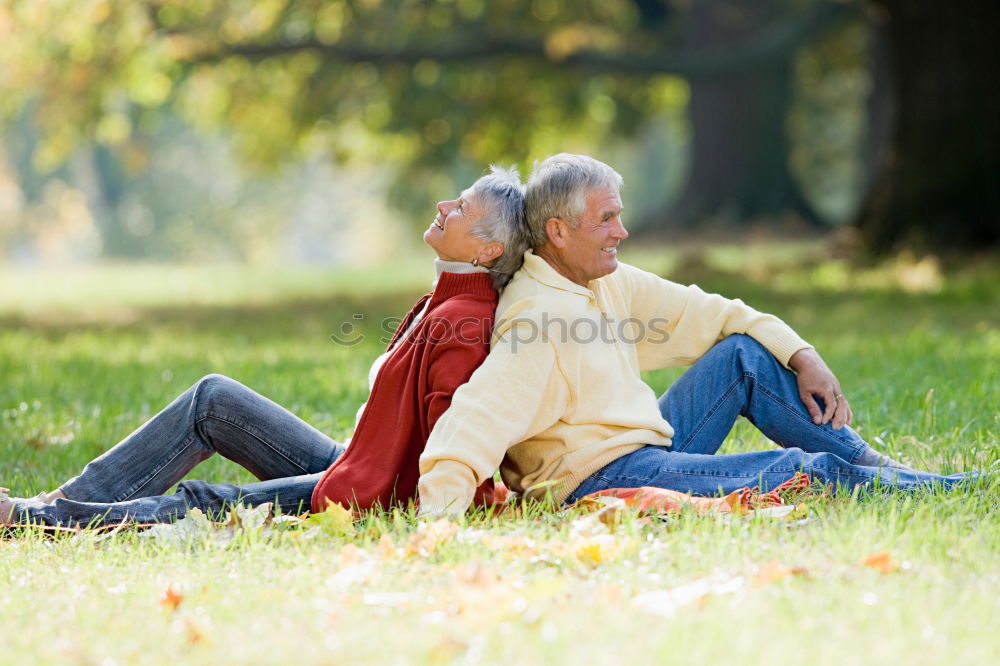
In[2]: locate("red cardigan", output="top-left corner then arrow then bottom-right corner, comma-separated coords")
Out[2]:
311,272 -> 499,513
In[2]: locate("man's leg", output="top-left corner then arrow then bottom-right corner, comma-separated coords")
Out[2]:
11,472 -> 324,528
565,445 -> 969,503
58,374 -> 344,503
659,334 -> 890,465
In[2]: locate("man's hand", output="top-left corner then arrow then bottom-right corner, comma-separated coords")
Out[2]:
788,348 -> 852,429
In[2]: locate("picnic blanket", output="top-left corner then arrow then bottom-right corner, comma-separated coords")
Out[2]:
2,473 -> 813,536
492,471 -> 811,515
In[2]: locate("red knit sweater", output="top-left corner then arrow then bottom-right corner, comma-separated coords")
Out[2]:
311,272 -> 499,513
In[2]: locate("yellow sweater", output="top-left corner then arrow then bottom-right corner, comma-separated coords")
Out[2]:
417,250 -> 811,514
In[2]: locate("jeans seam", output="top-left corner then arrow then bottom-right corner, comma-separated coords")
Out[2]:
199,412 -> 312,476
753,379 -> 866,463
119,437 -> 202,501
673,375 -> 746,453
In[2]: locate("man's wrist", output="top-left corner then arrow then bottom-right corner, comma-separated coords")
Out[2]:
788,347 -> 820,372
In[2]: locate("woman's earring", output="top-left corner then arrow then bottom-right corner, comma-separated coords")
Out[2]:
471,258 -> 479,266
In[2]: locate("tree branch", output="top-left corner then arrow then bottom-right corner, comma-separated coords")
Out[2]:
184,1 -> 858,78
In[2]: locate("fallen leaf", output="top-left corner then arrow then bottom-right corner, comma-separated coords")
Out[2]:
574,535 -> 615,566
303,501 -> 355,536
160,586 -> 184,612
753,560 -> 809,587
183,618 -> 204,644
406,519 -> 458,557
224,502 -> 272,532
377,533 -> 398,560
861,551 -> 900,574
337,543 -> 366,566
633,572 -> 746,618
140,508 -> 215,545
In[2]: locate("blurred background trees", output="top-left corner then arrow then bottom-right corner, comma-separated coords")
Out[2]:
1,0 -> 996,265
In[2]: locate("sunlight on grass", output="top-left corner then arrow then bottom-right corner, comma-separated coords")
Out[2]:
1,250 -> 997,665
0,258 -> 432,316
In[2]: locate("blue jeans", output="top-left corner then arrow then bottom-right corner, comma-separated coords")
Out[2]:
565,335 -> 971,502
13,374 -> 345,527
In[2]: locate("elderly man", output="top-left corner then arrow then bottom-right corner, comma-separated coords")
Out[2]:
417,153 -> 970,515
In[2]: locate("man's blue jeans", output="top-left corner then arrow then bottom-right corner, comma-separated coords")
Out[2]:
14,374 -> 345,526
565,335 -> 971,502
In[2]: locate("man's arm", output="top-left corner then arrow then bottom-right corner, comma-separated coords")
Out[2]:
418,319 -> 564,516
625,265 -> 852,430
627,266 -> 812,370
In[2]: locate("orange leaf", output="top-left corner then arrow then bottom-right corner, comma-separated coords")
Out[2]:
861,551 -> 899,574
183,618 -> 204,644
160,586 -> 184,612
753,559 -> 808,587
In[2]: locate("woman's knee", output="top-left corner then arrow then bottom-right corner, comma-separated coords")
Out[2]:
193,374 -> 253,414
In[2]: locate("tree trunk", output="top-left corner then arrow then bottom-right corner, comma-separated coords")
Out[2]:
662,0 -> 822,230
856,0 -> 1000,253
861,10 -> 893,195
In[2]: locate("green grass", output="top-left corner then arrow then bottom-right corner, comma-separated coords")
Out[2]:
1,249 -> 998,665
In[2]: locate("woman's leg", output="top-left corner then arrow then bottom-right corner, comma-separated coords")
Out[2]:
58,374 -> 344,503
658,335 -> 872,463
565,445 -> 970,503
11,472 -> 324,528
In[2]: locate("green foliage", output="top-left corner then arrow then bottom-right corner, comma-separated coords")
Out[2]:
0,0 -> 696,221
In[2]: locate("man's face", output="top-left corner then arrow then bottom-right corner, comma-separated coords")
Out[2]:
558,185 -> 628,285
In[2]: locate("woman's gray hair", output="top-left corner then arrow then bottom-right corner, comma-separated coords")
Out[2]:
470,165 -> 531,290
525,153 -> 623,249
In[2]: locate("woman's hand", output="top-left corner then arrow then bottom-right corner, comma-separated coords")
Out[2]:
788,348 -> 853,430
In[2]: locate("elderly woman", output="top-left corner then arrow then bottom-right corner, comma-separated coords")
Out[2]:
2,166 -> 530,527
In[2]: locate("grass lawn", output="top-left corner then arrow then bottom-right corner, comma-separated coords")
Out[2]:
1,248 -> 998,665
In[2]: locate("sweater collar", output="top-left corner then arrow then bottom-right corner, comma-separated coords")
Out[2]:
430,270 -> 497,303
520,249 -> 598,298
434,258 -> 490,279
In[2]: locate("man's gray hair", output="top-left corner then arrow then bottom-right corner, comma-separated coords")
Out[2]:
470,165 -> 531,290
525,153 -> 623,249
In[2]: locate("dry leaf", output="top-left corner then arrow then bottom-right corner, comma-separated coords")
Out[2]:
574,535 -> 621,567
140,508 -> 215,544
753,560 -> 808,587
304,501 -> 355,536
377,533 -> 398,560
224,502 -> 272,532
861,551 -> 900,574
160,586 -> 184,612
633,572 -> 746,618
183,618 -> 204,644
406,519 -> 458,557
338,543 -> 366,566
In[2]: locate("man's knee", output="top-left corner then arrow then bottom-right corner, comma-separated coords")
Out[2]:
707,334 -> 782,376
713,334 -> 769,359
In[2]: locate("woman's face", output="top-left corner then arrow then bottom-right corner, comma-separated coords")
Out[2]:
423,187 -> 491,263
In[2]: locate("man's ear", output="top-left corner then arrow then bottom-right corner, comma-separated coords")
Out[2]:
545,217 -> 569,249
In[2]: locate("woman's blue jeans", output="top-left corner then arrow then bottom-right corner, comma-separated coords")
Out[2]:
565,335 -> 971,502
14,374 -> 345,526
